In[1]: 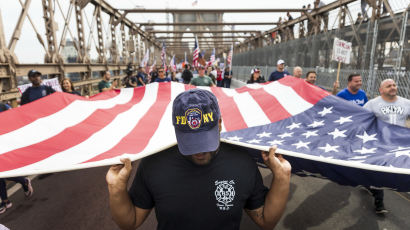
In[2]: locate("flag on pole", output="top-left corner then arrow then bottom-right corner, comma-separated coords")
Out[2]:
182,52 -> 188,68
193,36 -> 199,67
140,48 -> 150,67
161,42 -> 167,71
208,48 -> 216,66
169,55 -> 176,72
148,60 -> 157,74
1,79 -> 410,192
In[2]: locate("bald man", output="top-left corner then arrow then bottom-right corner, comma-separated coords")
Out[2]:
364,79 -> 410,128
362,79 -> 410,214
293,66 -> 303,78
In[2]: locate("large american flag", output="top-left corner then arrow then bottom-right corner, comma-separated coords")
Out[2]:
1,78 -> 409,191
193,36 -> 199,67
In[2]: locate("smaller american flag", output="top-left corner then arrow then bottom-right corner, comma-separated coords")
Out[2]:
169,55 -> 176,72
148,60 -> 156,74
193,36 -> 199,67
140,48 -> 150,67
209,48 -> 216,65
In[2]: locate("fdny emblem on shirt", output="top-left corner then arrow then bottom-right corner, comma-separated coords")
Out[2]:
185,108 -> 202,130
215,180 -> 235,211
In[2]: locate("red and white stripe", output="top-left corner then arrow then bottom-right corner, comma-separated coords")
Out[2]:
0,77 -> 328,177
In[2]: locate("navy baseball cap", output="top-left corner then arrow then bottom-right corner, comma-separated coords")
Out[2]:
28,70 -> 42,78
172,89 -> 221,155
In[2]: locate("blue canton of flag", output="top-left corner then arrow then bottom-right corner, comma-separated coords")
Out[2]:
221,95 -> 410,191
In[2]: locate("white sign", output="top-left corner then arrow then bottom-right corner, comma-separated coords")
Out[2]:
332,37 -> 352,64
18,78 -> 62,94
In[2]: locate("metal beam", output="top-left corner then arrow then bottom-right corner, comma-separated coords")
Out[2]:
138,22 -> 279,26
235,0 -> 357,49
155,36 -> 253,39
149,30 -> 261,34
123,8 -> 306,13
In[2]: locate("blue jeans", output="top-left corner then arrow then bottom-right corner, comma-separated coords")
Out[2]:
0,177 -> 27,201
223,78 -> 231,88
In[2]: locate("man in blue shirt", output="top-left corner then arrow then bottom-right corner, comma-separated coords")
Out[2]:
21,70 -> 55,105
336,73 -> 385,214
268,60 -> 290,81
154,67 -> 171,83
336,74 -> 368,106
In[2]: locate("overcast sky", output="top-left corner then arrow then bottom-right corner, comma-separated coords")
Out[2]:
0,0 -> 405,63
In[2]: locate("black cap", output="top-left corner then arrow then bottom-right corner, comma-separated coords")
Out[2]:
28,70 -> 42,78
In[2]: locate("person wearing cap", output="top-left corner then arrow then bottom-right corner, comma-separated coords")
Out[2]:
106,88 -> 291,230
247,68 -> 266,84
268,60 -> 290,82
154,67 -> 171,83
189,65 -> 215,87
98,71 -> 118,92
123,68 -> 138,88
20,70 -> 56,105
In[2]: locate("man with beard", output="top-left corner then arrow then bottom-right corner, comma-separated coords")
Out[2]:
106,89 -> 291,230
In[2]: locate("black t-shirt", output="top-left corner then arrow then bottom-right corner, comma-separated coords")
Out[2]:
129,143 -> 268,230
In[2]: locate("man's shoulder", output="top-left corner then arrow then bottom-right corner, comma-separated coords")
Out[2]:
218,143 -> 256,164
140,146 -> 179,166
336,88 -> 349,97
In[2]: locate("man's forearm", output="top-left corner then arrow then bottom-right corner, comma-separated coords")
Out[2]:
108,186 -> 137,230
262,174 -> 290,229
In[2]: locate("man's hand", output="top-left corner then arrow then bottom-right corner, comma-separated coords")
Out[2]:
106,158 -> 132,191
261,146 -> 291,179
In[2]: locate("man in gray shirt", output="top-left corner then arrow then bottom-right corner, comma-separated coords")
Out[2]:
364,79 -> 410,128
363,79 -> 410,214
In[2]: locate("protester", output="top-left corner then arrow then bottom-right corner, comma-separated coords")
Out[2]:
223,66 -> 233,88
269,60 -> 290,82
106,88 -> 291,230
247,68 -> 266,84
190,65 -> 215,86
98,71 -> 117,92
216,66 -> 223,87
356,12 -> 363,24
136,67 -> 146,86
293,66 -> 303,78
364,79 -> 410,128
206,66 -> 216,84
335,74 -> 384,213
335,74 -> 368,106
304,71 -> 327,91
182,64 -> 193,84
61,78 -> 81,96
360,79 -> 410,214
149,66 -> 158,83
123,68 -> 138,88
287,12 -> 294,39
154,67 -> 171,83
20,70 -> 56,105
0,104 -> 34,215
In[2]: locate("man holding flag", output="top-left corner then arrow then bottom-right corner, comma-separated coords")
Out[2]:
363,79 -> 410,214
106,89 -> 291,230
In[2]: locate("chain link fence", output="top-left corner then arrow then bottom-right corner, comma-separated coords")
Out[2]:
232,3 -> 409,99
